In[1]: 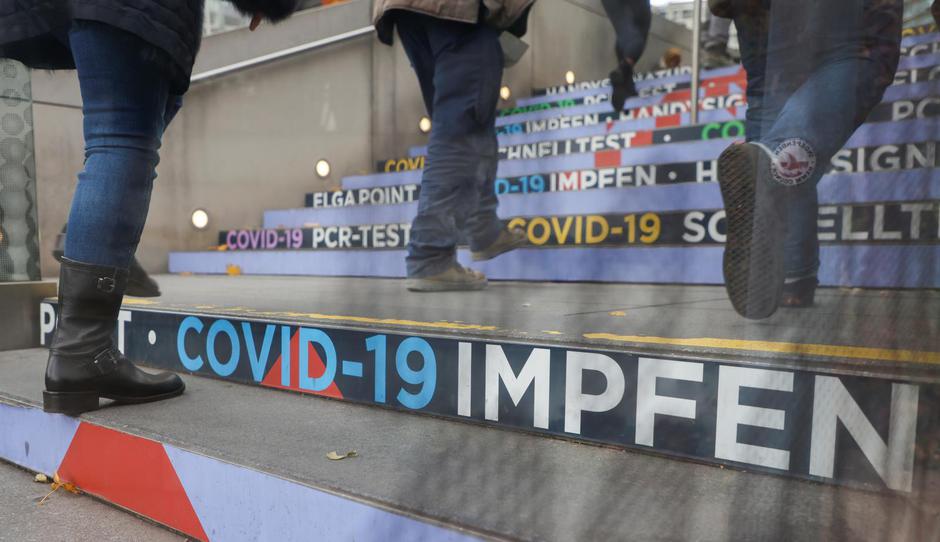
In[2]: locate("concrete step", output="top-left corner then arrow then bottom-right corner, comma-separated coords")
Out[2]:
32,277 -> 940,495
273,168 -> 938,229
339,98 -> 940,190
521,29 -> 939,104
4,346 -> 937,541
519,64 -> 743,108
400,68 -> 934,164
492,46 -> 934,132
169,243 -> 940,288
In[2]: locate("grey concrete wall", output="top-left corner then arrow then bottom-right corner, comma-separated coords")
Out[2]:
27,0 -> 692,278
144,38 -> 374,273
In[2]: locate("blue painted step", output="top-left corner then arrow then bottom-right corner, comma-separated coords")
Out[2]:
271,168 -> 938,229
169,244 -> 939,289
521,28 -> 940,100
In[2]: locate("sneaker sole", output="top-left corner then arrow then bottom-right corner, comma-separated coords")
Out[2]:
717,144 -> 785,319
406,278 -> 488,292
471,237 -> 528,262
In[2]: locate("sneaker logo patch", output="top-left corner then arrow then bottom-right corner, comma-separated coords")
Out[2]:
772,139 -> 816,186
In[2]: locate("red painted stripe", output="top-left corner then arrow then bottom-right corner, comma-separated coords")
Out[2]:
594,149 -> 621,168
632,131 -> 654,147
262,330 -> 344,399
57,423 -> 209,541
636,72 -> 746,113
656,114 -> 682,128
705,82 -> 731,97
663,89 -> 691,103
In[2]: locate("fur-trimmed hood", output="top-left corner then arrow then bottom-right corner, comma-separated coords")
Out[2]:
227,0 -> 300,23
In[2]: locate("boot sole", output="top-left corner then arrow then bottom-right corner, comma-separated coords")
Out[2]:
43,383 -> 186,416
717,144 -> 785,320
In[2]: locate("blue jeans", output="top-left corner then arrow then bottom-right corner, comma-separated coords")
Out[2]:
733,0 -> 902,279
64,20 -> 182,270
396,13 -> 505,277
601,0 -> 652,64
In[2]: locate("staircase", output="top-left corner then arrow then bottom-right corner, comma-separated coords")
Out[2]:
168,32 -> 939,288
1,22 -> 939,542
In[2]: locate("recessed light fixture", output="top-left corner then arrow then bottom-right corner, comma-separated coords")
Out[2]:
191,209 -> 209,230
418,116 -> 432,134
500,85 -> 512,101
565,70 -> 576,85
315,159 -> 331,178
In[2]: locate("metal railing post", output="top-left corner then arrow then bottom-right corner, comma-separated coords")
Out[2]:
690,0 -> 703,124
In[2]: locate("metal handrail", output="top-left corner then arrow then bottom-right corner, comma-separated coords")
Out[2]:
190,25 -> 375,84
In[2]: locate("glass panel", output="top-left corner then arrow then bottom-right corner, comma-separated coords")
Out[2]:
0,59 -> 40,282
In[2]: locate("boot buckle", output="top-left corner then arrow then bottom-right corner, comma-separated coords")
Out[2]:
92,349 -> 120,375
97,277 -> 116,293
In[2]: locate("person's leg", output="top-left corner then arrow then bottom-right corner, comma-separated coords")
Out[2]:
463,126 -> 502,253
44,20 -> 183,416
759,0 -> 901,302
601,0 -> 652,110
465,125 -> 527,261
704,13 -> 732,51
600,0 -> 651,64
64,27 -> 177,269
399,14 -> 506,283
720,0 -> 901,317
703,13 -> 734,68
717,4 -> 793,319
394,15 -> 436,117
762,56 -> 889,285
61,97 -> 179,298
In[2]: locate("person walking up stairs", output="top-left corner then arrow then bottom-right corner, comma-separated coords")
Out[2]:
373,1 -> 531,292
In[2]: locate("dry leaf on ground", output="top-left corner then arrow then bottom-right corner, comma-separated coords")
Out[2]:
38,473 -> 81,506
326,450 -> 358,461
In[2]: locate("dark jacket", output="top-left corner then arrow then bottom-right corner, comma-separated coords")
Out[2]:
0,0 -> 297,94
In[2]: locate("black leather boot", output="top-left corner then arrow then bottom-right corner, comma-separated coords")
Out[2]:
53,226 -> 161,297
609,58 -> 637,113
43,258 -> 184,416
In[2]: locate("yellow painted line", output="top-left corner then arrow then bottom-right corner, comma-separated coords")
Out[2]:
584,333 -> 940,365
121,298 -> 158,306
542,330 -> 563,335
128,300 -> 499,332
229,309 -> 498,332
